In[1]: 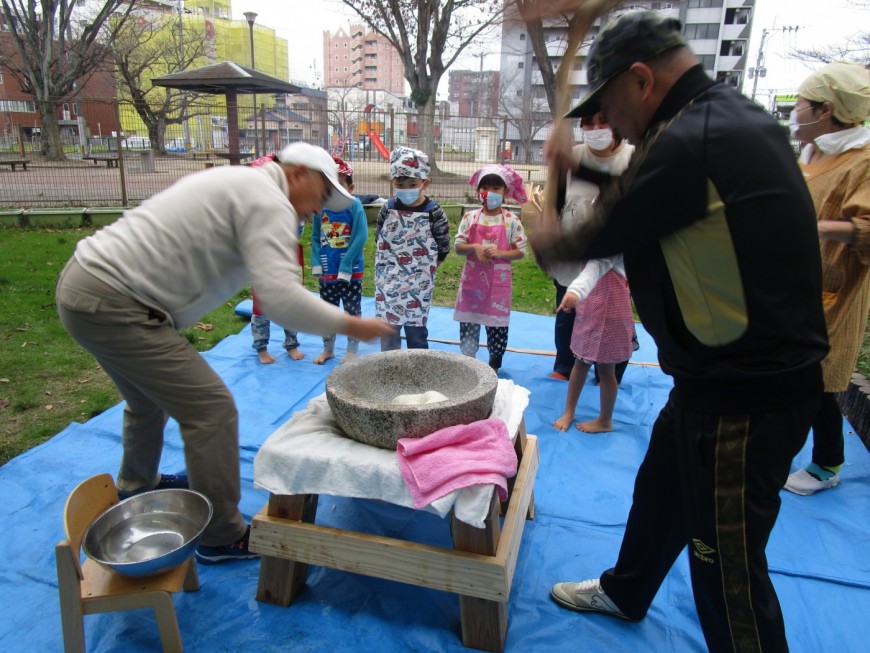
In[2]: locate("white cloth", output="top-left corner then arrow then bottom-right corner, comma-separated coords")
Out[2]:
800,125 -> 870,163
253,379 -> 530,527
74,162 -> 346,333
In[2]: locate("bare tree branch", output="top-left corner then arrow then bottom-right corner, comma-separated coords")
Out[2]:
0,0 -> 137,159
340,0 -> 502,169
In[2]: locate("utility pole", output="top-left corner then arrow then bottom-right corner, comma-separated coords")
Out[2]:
750,25 -> 800,103
244,11 -> 259,157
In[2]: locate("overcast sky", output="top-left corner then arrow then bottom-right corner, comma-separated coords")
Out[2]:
227,0 -> 865,101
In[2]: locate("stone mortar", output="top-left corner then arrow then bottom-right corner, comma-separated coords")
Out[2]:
325,349 -> 498,449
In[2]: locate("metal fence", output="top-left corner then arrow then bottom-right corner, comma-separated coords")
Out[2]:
0,98 -> 555,209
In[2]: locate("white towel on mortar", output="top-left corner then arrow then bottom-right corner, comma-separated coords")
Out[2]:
253,379 -> 530,527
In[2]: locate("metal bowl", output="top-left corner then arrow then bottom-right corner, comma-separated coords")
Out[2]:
325,349 -> 498,449
83,488 -> 212,577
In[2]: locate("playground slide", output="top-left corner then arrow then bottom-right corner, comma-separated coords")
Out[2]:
368,131 -> 390,159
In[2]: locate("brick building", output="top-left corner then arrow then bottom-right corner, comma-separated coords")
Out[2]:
323,24 -> 405,94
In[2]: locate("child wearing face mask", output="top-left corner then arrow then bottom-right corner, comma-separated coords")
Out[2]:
375,146 -> 451,351
453,165 -> 529,372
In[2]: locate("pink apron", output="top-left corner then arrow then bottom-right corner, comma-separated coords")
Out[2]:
570,266 -> 634,364
453,209 -> 513,327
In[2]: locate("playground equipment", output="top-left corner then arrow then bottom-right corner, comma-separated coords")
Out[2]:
362,104 -> 389,159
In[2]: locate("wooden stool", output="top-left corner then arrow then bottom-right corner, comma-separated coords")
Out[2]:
56,474 -> 199,653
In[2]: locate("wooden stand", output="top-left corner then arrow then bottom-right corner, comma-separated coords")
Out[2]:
250,420 -> 538,653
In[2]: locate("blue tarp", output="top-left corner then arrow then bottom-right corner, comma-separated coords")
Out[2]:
2,298 -> 869,652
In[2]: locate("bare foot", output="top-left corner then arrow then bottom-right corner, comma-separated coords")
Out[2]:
313,350 -> 335,365
287,347 -> 304,361
577,418 -> 613,433
341,352 -> 358,364
258,350 -> 276,365
553,414 -> 573,432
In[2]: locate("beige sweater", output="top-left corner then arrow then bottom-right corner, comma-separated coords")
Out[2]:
802,145 -> 870,391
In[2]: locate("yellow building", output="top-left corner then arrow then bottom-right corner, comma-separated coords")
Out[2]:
120,0 -> 292,152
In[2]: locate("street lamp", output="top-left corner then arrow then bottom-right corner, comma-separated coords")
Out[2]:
244,11 -> 259,157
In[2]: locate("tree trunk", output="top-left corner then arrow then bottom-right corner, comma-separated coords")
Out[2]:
36,101 -> 66,161
417,92 -> 439,173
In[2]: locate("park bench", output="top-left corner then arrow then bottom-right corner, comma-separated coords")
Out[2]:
83,154 -> 120,168
0,159 -> 29,171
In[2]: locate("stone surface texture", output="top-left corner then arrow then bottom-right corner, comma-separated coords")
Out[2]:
325,349 -> 498,449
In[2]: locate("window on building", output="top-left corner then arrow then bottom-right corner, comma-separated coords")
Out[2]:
688,0 -> 723,7
0,73 -> 3,85
516,89 -> 522,97
699,54 -> 716,70
0,99 -> 35,112
73,103 -> 81,117
519,33 -> 526,40
518,62 -> 524,69
684,23 -> 720,39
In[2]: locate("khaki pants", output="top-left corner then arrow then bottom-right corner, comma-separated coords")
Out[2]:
56,259 -> 247,546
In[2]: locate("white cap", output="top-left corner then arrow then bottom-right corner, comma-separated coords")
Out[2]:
277,143 -> 354,211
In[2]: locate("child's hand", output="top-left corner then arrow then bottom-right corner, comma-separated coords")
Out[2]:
557,292 -> 579,313
482,244 -> 498,261
473,244 -> 490,262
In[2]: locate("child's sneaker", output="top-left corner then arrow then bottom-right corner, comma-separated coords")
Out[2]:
195,526 -> 260,565
117,473 -> 188,500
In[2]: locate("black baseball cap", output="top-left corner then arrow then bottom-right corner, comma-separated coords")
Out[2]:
566,11 -> 687,118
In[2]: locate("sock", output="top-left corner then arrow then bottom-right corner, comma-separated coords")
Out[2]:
806,462 -> 840,481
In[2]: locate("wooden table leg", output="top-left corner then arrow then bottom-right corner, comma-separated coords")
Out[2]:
503,417 -> 535,520
452,492 -> 507,653
255,493 -> 319,606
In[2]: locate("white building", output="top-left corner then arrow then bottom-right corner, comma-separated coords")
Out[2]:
499,0 -> 756,162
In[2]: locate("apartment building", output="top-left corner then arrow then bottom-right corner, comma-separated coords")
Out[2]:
499,0 -> 756,161
323,24 -> 406,94
448,70 -> 501,118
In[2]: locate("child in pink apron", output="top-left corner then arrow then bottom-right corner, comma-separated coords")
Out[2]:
552,255 -> 635,433
453,165 -> 528,371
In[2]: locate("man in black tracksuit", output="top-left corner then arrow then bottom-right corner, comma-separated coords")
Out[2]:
535,12 -> 829,653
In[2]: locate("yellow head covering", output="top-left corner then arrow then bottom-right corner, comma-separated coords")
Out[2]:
797,61 -> 870,125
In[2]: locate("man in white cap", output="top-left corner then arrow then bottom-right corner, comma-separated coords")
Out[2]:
785,61 -> 870,496
56,142 -> 394,563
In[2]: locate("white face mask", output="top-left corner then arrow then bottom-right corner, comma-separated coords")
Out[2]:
583,128 -> 614,151
788,108 -> 821,138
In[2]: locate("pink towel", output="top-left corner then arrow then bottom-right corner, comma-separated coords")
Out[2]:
396,418 -> 518,509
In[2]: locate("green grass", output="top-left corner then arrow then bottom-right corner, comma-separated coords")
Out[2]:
4,222 -> 870,467
0,221 -> 555,466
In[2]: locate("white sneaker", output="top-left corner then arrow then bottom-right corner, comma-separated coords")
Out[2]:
550,579 -> 636,621
784,468 -> 840,496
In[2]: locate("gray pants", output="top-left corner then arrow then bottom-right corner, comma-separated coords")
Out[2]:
55,259 -> 247,547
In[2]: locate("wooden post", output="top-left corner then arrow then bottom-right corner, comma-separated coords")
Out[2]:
452,492 -> 507,652
254,493 -> 319,606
